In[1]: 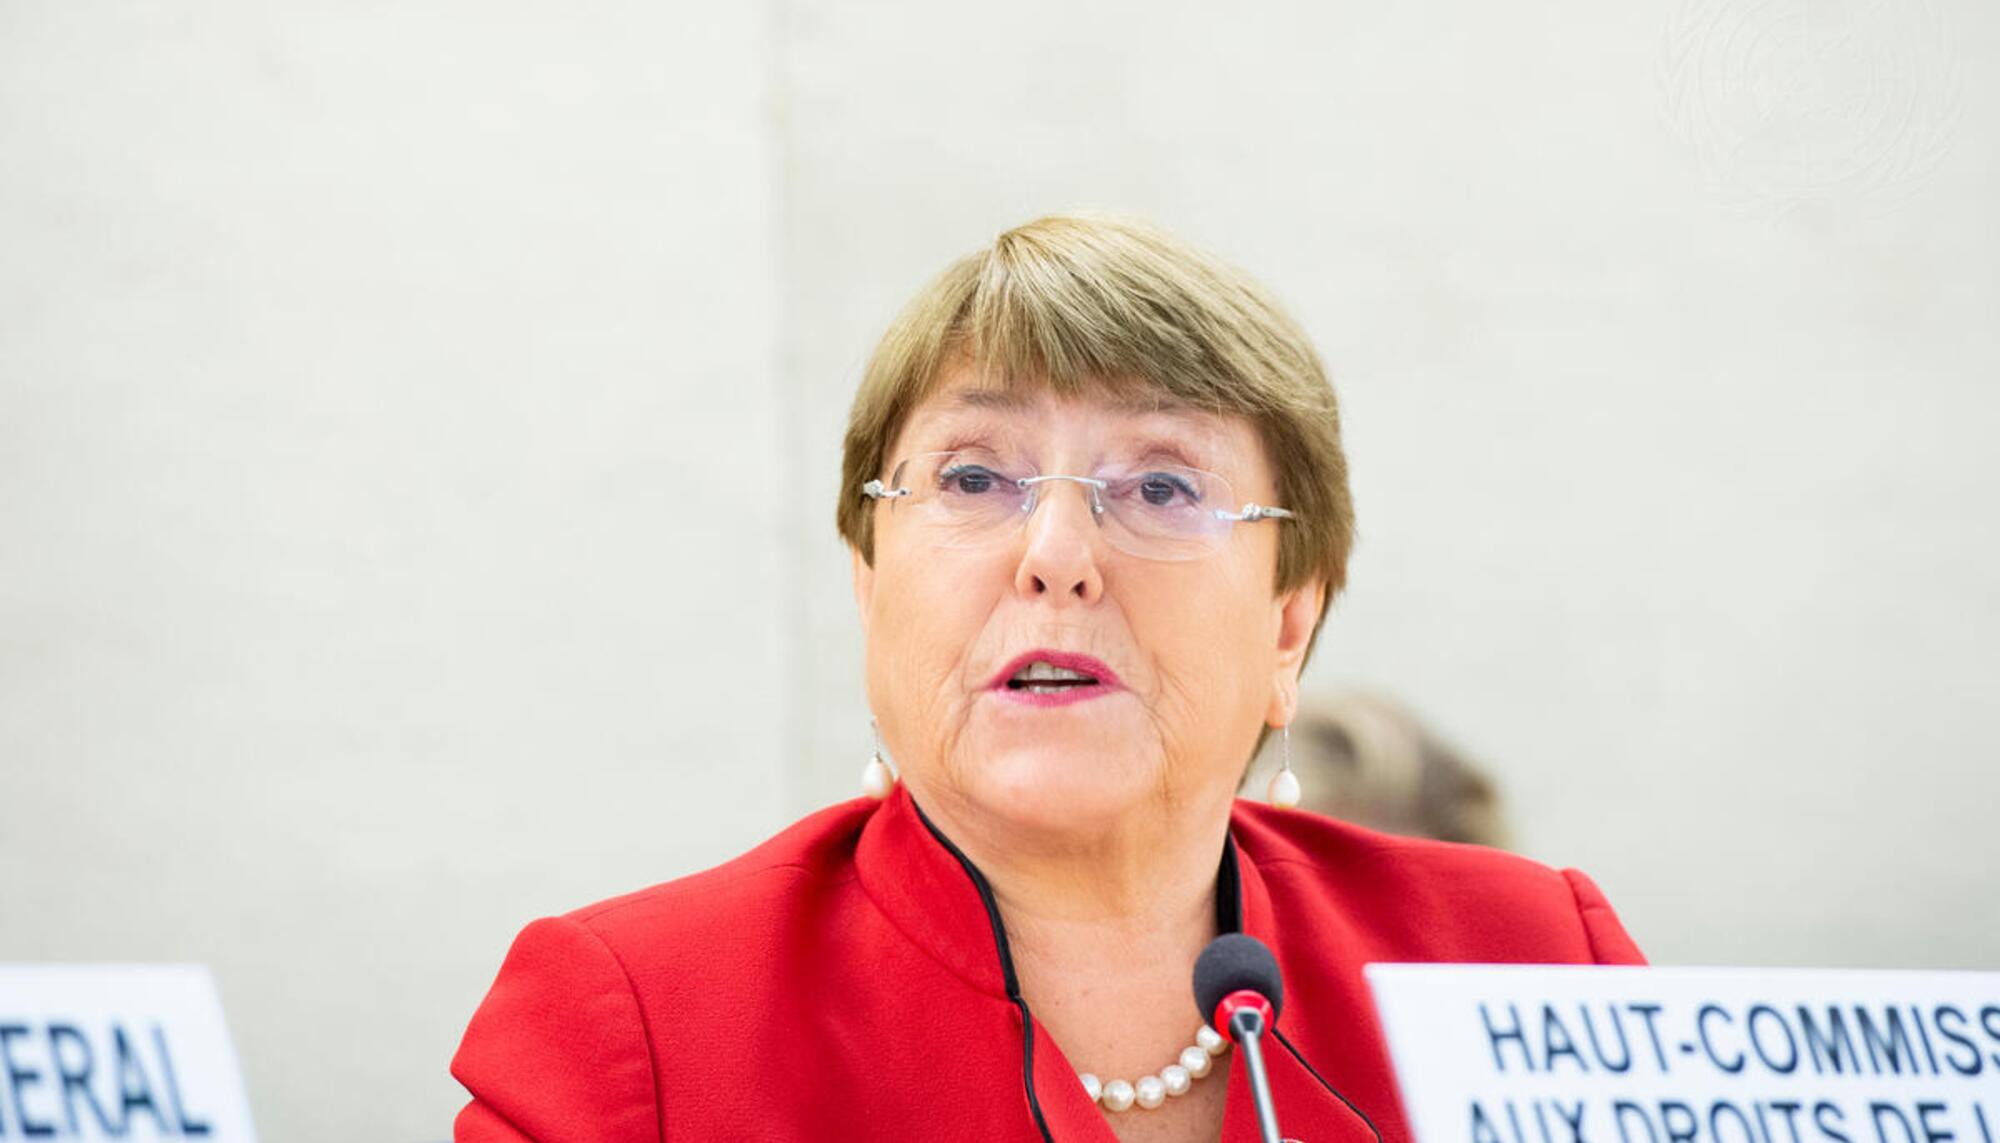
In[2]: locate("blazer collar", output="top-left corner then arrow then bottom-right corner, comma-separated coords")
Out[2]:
852,783 -> 1280,1000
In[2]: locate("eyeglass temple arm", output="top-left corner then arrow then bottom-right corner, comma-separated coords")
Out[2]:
861,479 -> 909,500
1215,503 -> 1296,523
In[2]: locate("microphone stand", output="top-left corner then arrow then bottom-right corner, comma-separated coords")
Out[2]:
1229,1006 -> 1283,1143
1195,935 -> 1290,1143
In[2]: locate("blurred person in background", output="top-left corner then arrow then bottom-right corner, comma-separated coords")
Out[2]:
450,214 -> 1643,1143
1241,691 -> 1512,848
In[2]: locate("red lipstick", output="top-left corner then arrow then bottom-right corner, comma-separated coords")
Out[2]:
987,649 -> 1125,708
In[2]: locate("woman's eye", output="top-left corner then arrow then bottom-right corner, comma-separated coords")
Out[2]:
1137,473 -> 1196,506
941,466 -> 1001,494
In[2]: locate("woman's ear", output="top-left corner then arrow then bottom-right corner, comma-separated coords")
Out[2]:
1266,577 -> 1326,727
850,546 -> 875,637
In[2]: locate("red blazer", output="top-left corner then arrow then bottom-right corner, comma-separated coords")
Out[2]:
453,786 -> 1644,1142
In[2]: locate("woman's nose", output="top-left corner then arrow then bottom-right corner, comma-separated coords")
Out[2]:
1013,480 -> 1106,605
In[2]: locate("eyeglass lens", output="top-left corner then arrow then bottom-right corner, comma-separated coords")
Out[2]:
885,450 -> 1242,562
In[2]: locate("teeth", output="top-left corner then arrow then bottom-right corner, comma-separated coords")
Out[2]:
1014,661 -> 1095,682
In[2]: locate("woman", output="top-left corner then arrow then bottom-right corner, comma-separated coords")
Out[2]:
451,214 -> 1643,1143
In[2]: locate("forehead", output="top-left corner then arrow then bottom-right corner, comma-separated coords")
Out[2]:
899,370 -> 1252,455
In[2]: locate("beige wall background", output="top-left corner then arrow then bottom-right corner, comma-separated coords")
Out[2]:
2,1 -> 1993,1139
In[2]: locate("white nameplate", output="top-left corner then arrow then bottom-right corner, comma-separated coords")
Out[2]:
0,964 -> 257,1140
1366,965 -> 2000,1143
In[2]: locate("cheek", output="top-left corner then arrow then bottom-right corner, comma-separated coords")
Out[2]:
1143,558 -> 1273,668
863,551 -> 998,750
1132,564 -> 1277,748
870,580 -> 963,685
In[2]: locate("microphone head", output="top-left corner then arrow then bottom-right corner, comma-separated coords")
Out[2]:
1192,933 -> 1284,1027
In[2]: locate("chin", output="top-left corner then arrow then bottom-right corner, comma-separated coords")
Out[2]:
959,743 -> 1155,838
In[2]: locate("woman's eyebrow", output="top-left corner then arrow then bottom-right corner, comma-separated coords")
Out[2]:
1116,438 -> 1213,470
910,389 -> 1224,455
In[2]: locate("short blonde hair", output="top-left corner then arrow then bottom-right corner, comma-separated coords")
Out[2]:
837,214 -> 1355,651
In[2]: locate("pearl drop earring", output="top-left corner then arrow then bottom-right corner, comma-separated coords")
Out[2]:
861,719 -> 897,800
1266,723 -> 1301,809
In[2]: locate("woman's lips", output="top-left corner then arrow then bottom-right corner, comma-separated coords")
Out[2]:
987,649 -> 1125,708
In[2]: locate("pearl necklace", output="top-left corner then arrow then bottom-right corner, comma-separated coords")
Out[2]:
1079,1024 -> 1231,1112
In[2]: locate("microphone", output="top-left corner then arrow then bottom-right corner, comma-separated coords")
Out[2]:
1193,934 -> 1286,1143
